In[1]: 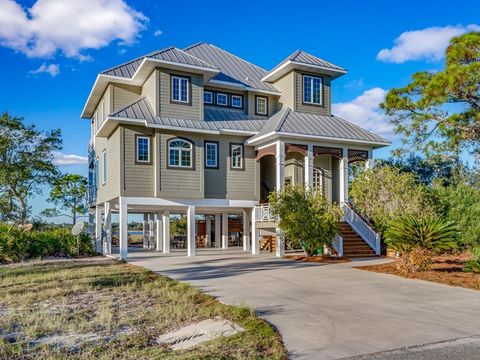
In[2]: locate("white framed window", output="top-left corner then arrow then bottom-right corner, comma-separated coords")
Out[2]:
136,136 -> 150,163
168,138 -> 193,168
230,143 -> 244,169
313,167 -> 323,192
231,95 -> 242,108
205,141 -> 218,168
216,93 -> 228,106
101,150 -> 107,185
303,75 -> 323,105
255,96 -> 268,115
204,91 -> 213,104
171,75 -> 190,103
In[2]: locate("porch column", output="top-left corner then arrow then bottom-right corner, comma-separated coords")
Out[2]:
339,147 -> 349,205
88,208 -> 95,246
305,144 -> 314,188
156,211 -> 163,251
142,213 -> 148,249
243,209 -> 250,251
275,227 -> 285,257
365,149 -> 374,170
95,206 -> 102,253
187,205 -> 196,257
215,214 -> 221,248
205,215 -> 212,247
118,199 -> 128,260
222,212 -> 228,249
162,210 -> 170,253
251,207 -> 259,255
103,201 -> 112,255
276,140 -> 285,191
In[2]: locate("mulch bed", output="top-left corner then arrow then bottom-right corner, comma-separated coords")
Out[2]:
356,253 -> 480,290
284,254 -> 351,264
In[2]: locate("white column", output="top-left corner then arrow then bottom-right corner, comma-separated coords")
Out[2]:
95,206 -> 102,253
339,147 -> 349,205
215,214 -> 221,248
222,212 -> 228,249
365,149 -> 374,170
118,199 -> 128,260
103,201 -> 112,255
142,213 -> 148,249
148,214 -> 154,250
243,209 -> 250,251
156,213 -> 163,252
88,208 -> 95,247
162,210 -> 170,253
251,207 -> 259,255
205,215 -> 212,247
187,206 -> 196,257
305,144 -> 313,188
275,227 -> 285,257
276,140 -> 285,191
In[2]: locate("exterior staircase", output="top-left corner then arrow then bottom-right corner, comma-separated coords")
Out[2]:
339,222 -> 377,258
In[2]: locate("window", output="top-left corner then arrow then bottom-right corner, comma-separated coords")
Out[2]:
255,96 -> 268,115
136,136 -> 150,163
216,93 -> 228,106
230,143 -> 244,169
102,150 -> 107,185
231,95 -> 242,108
205,141 -> 218,168
171,75 -> 190,103
168,138 -> 193,168
204,91 -> 213,104
313,167 -> 322,191
303,75 -> 323,105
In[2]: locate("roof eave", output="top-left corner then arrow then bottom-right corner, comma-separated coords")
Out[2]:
262,60 -> 347,83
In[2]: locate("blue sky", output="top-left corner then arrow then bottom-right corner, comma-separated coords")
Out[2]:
0,0 -> 478,221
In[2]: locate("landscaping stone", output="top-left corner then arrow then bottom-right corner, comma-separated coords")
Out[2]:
156,318 -> 244,350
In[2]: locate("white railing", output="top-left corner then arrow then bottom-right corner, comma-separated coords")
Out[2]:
332,233 -> 343,257
255,204 -> 277,222
343,204 -> 381,255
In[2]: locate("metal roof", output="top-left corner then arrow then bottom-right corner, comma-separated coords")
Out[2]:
101,47 -> 217,78
268,50 -> 346,75
183,43 -> 279,92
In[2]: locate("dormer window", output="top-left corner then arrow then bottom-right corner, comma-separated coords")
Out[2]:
231,95 -> 243,108
303,75 -> 323,105
204,91 -> 213,104
171,75 -> 190,104
216,93 -> 228,106
255,96 -> 268,115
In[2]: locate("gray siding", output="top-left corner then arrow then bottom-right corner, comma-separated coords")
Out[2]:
314,154 -> 333,204
142,70 -> 158,115
247,92 -> 277,117
95,127 -> 121,204
273,71 -> 294,111
112,84 -> 141,112
294,71 -> 331,115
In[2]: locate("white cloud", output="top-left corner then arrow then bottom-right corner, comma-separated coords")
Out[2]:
153,29 -> 163,37
29,63 -> 60,77
345,77 -> 364,89
377,24 -> 480,63
332,88 -> 393,137
53,152 -> 88,166
0,0 -> 148,59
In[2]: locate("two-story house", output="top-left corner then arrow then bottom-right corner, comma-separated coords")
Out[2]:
81,43 -> 390,260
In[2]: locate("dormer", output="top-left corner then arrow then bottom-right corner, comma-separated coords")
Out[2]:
263,50 -> 347,116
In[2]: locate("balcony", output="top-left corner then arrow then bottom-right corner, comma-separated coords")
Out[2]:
254,204 -> 277,222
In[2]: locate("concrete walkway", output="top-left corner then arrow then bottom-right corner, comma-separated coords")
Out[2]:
123,249 -> 480,359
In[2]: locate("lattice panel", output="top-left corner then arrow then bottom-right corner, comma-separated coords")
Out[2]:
348,149 -> 368,163
255,144 -> 276,161
286,143 -> 308,156
313,146 -> 342,158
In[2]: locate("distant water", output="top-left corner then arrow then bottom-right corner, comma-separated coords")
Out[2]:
112,230 -> 143,236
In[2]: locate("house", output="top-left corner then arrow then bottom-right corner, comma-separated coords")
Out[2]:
81,43 -> 390,260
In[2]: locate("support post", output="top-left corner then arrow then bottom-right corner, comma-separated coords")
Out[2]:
148,214 -> 154,250
275,227 -> 285,257
205,215 -> 212,247
276,140 -> 285,191
243,209 -> 250,251
118,199 -> 128,260
365,149 -> 374,170
339,147 -> 349,205
156,214 -> 163,252
305,144 -> 313,188
88,208 -> 95,247
222,212 -> 228,249
215,214 -> 221,248
251,207 -> 259,255
95,206 -> 102,253
187,206 -> 196,257
142,213 -> 148,249
103,201 -> 112,255
162,210 -> 170,253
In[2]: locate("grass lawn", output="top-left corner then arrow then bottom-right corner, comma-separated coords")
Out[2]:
0,258 -> 285,359
357,254 -> 480,291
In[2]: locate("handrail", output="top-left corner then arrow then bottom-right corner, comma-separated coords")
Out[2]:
255,204 -> 277,222
332,233 -> 343,257
343,204 -> 381,255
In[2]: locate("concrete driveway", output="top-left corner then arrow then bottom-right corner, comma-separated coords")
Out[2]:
123,249 -> 480,359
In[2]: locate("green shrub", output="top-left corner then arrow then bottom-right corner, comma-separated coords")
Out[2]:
385,216 -> 459,272
464,259 -> 480,274
0,223 -> 94,264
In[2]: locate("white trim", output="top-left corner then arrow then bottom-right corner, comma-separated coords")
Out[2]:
136,135 -> 151,163
231,94 -> 243,108
168,138 -> 193,168
101,150 -> 107,185
231,143 -> 244,169
216,92 -> 228,106
171,75 -> 190,103
302,74 -> 323,105
207,79 -> 281,96
218,129 -> 257,135
204,90 -> 213,104
256,96 -> 267,115
261,60 -> 347,82
122,196 -> 258,208
205,141 -> 218,168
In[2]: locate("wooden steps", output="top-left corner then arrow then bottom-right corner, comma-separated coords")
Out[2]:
339,222 -> 377,258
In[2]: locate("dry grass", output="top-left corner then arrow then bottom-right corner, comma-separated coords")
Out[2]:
357,253 -> 480,290
0,258 -> 285,359
284,254 -> 350,264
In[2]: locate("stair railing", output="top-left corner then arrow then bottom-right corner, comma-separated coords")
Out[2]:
342,203 -> 381,255
332,233 -> 343,257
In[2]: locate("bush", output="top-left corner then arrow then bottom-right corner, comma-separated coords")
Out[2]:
385,216 -> 459,272
0,223 -> 94,264
464,259 -> 480,274
268,185 -> 342,257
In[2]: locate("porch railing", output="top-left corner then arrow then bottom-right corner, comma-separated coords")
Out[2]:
255,204 -> 277,222
343,203 -> 381,255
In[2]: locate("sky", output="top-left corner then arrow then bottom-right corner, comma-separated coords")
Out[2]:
0,0 -> 478,222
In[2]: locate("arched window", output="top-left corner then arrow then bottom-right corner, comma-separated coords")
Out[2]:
168,138 -> 193,168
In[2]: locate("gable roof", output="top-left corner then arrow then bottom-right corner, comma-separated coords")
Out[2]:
183,43 -> 279,93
